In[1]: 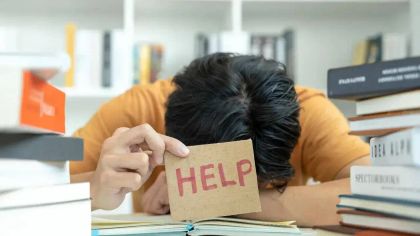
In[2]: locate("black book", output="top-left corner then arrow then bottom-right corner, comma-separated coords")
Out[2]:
0,133 -> 83,161
327,56 -> 420,100
102,31 -> 112,88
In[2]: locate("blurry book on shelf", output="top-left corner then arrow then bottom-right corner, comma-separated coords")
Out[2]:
92,214 -> 299,236
133,43 -> 164,85
0,67 -> 65,134
65,23 -> 132,92
195,30 -> 295,78
74,29 -> 103,90
0,27 -> 18,51
0,183 -> 91,236
352,33 -> 408,65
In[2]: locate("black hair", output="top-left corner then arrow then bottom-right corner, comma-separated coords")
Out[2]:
165,53 -> 300,191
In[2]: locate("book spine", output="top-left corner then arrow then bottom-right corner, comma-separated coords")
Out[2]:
102,31 -> 112,88
327,57 -> 420,100
0,133 -> 83,161
64,23 -> 76,87
370,128 -> 420,166
351,166 -> 420,202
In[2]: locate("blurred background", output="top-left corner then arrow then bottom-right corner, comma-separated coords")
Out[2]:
0,0 -> 418,135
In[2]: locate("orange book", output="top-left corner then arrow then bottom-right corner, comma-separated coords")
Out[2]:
0,67 -> 65,134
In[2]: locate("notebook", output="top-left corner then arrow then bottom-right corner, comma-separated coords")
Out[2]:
91,214 -> 300,236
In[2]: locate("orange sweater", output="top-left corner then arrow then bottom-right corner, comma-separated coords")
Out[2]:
71,79 -> 369,211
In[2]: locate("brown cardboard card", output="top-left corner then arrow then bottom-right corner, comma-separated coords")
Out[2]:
164,139 -> 261,221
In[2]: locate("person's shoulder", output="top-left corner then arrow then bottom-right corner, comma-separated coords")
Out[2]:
130,78 -> 175,98
295,85 -> 326,104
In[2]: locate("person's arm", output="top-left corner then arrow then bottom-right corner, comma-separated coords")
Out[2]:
70,80 -> 174,176
73,124 -> 189,211
238,155 -> 369,226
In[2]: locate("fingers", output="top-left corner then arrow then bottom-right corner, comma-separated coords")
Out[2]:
102,171 -> 143,191
114,124 -> 189,166
142,172 -> 170,215
161,135 -> 190,157
117,124 -> 165,164
106,153 -> 150,177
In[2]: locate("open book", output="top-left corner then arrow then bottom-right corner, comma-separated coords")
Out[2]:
92,214 -> 300,236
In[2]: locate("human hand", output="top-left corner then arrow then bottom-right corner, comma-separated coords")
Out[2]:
141,171 -> 170,215
90,124 -> 189,210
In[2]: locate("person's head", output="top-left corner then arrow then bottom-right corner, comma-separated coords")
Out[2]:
165,53 -> 300,191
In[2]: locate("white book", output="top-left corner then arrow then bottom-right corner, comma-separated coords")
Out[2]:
370,127 -> 420,166
356,90 -> 420,116
0,159 -> 69,191
351,166 -> 420,202
0,183 -> 91,236
219,32 -> 250,55
349,112 -> 420,135
0,52 -> 69,71
382,33 -> 408,61
75,30 -> 102,89
111,30 -> 131,92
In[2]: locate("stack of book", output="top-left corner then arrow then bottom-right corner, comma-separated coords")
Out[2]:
0,54 -> 91,236
327,57 -> 420,235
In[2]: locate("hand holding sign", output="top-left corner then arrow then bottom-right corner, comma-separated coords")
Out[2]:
165,139 -> 261,221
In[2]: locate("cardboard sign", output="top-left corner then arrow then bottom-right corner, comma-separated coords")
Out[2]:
164,139 -> 261,221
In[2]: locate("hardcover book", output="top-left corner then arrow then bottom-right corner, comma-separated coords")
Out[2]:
0,67 -> 65,134
350,166 -> 420,202
0,133 -> 83,161
338,194 -> 420,221
370,127 -> 420,166
327,57 -> 420,100
339,209 -> 420,235
356,90 -> 420,115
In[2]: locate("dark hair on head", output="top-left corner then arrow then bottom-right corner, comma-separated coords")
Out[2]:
165,53 -> 300,191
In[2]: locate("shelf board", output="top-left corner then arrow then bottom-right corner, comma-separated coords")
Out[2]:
61,87 -> 123,99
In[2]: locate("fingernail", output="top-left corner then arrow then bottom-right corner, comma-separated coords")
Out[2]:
179,145 -> 190,156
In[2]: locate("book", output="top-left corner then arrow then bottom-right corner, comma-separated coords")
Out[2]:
0,52 -> 70,71
356,90 -> 420,115
338,194 -> 420,221
314,225 -> 411,236
370,127 -> 420,166
0,133 -> 82,161
327,57 -> 420,100
74,29 -> 103,89
110,30 -> 131,91
314,225 -> 363,236
366,35 -> 382,64
102,31 -> 112,88
64,23 -> 76,87
91,214 -> 300,235
0,183 -> 90,236
0,159 -> 69,191
350,166 -> 420,202
348,110 -> 420,136
339,209 -> 420,235
352,41 -> 369,65
0,68 -> 65,134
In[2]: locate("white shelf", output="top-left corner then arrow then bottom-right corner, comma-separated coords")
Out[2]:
61,87 -> 123,99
